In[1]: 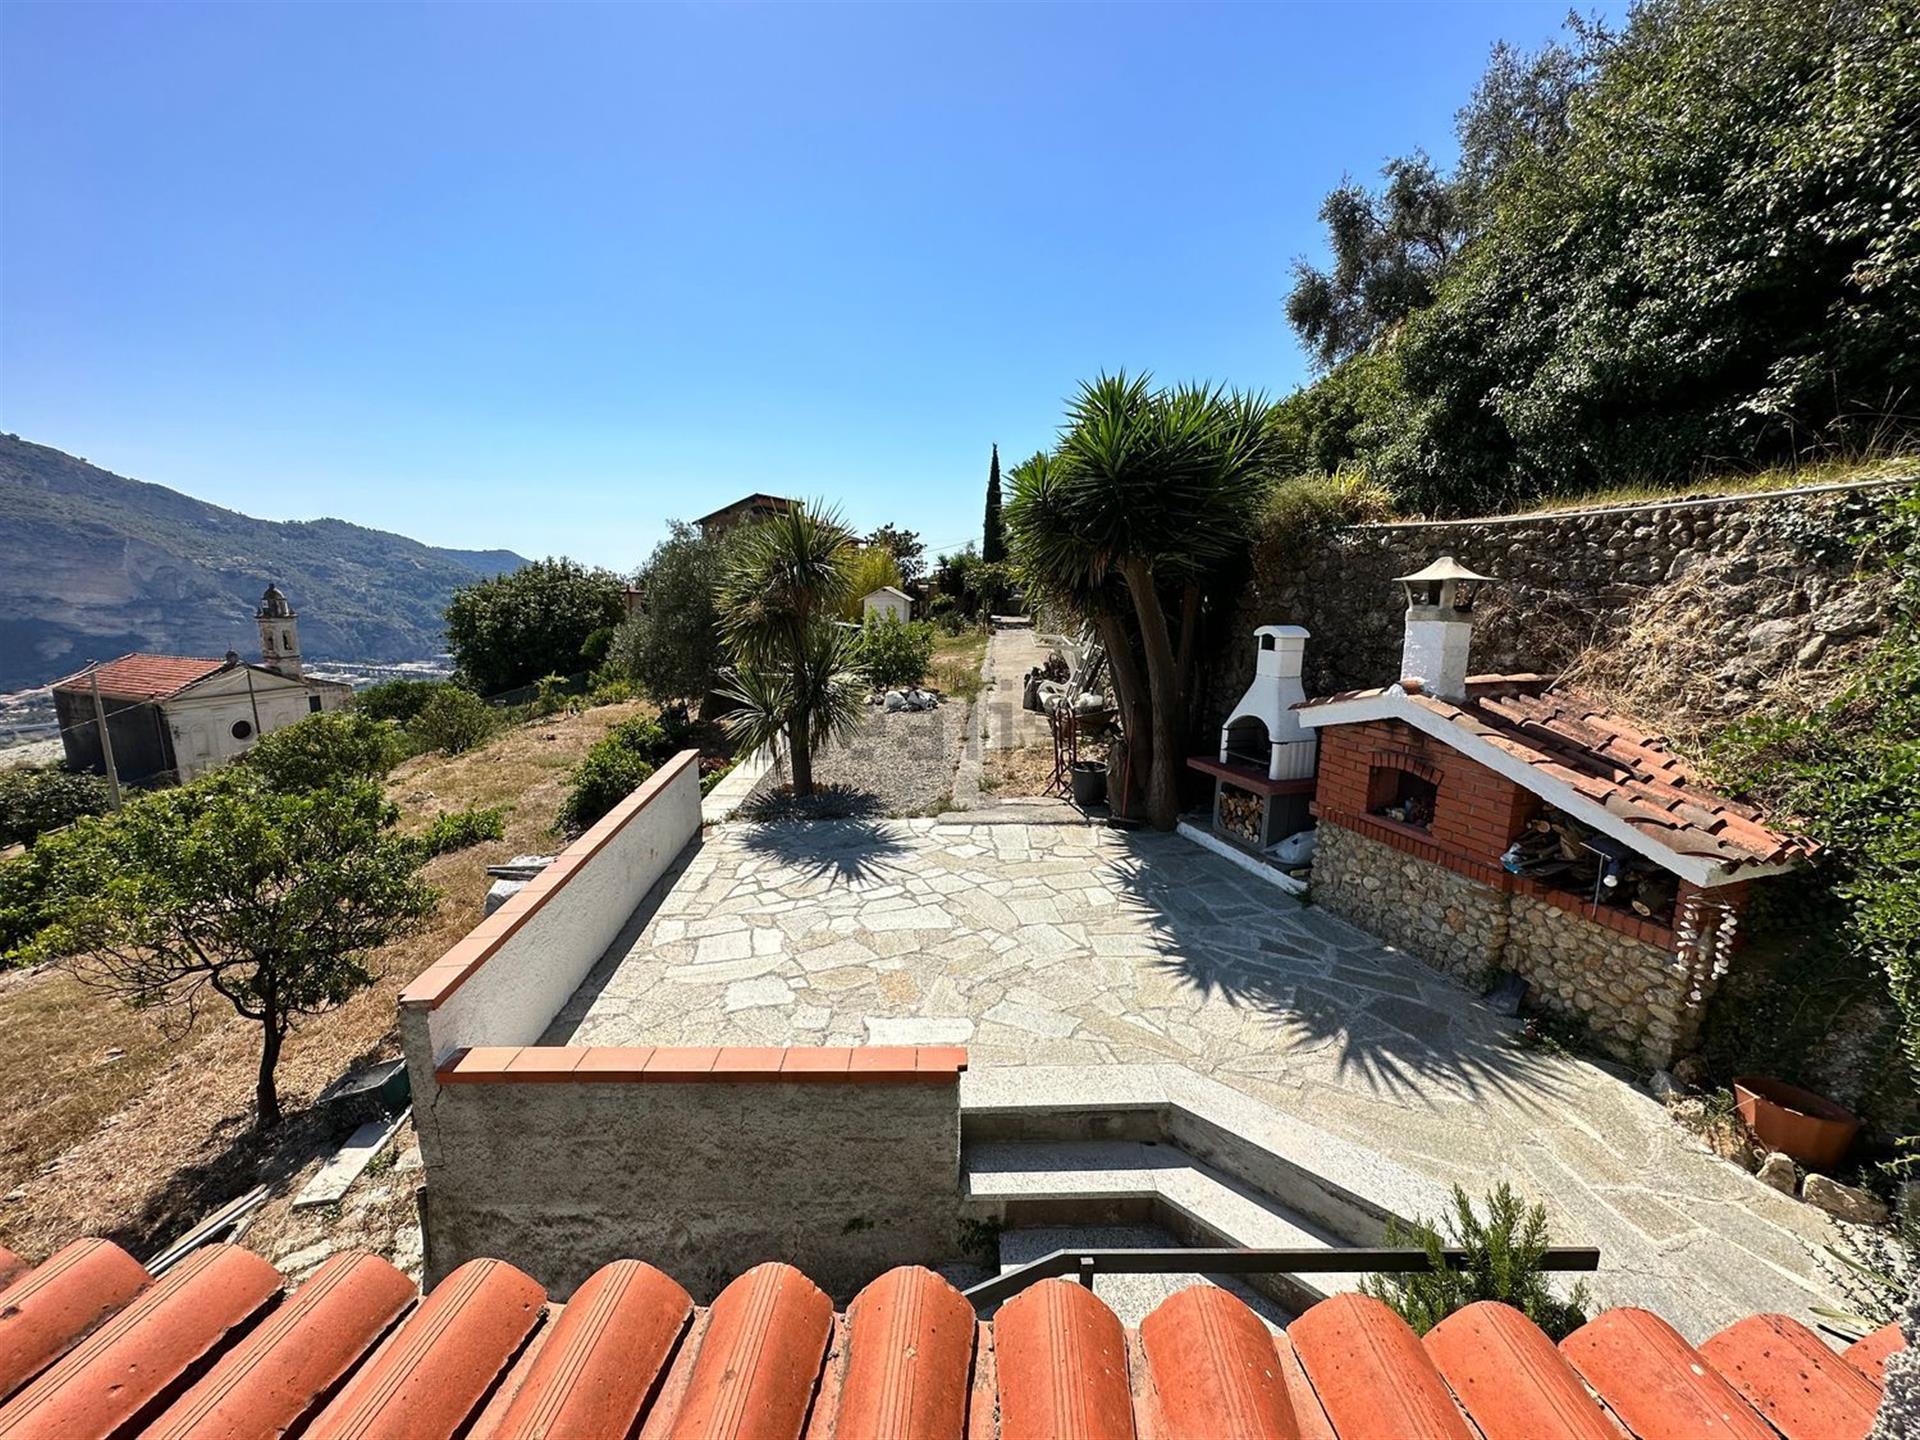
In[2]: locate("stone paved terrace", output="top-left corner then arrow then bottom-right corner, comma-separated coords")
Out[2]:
543,817 -> 1842,1339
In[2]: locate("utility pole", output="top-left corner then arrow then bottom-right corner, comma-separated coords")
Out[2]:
88,666 -> 123,811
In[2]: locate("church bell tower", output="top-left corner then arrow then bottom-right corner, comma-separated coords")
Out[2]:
257,584 -> 303,679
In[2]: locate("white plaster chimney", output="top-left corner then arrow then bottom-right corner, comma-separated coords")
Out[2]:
1220,625 -> 1317,781
1396,556 -> 1492,702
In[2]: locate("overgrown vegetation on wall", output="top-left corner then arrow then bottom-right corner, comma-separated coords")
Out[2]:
1278,0 -> 1918,515
1704,488 -> 1920,1134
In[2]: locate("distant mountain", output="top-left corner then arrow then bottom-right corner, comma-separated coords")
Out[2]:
0,435 -> 528,691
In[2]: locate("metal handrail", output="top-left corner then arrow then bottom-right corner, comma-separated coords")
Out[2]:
963,1245 -> 1602,1311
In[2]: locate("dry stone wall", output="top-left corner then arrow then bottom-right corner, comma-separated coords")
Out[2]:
1214,477 -> 1915,736
1313,822 -> 1702,1068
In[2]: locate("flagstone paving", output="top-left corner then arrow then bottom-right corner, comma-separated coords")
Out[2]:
543,817 -> 1845,1340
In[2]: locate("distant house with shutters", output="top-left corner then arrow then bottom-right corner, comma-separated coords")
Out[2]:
49,585 -> 349,785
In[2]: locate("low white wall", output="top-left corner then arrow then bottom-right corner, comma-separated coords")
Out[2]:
400,749 -> 702,1165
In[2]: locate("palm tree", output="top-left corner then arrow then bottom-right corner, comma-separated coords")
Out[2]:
1007,374 -> 1279,830
715,502 -> 864,796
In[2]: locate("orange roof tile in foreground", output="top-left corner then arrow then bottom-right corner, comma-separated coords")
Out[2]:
0,1236 -> 1903,1439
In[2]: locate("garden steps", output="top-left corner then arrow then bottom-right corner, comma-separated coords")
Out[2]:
964,1138 -> 1370,1315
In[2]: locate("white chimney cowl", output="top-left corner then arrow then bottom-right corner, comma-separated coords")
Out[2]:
1396,556 -> 1492,702
1220,625 -> 1318,781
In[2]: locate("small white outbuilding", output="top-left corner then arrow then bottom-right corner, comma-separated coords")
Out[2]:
861,586 -> 914,624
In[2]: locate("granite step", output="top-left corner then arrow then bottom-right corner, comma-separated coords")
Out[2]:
964,1138 -> 1373,1314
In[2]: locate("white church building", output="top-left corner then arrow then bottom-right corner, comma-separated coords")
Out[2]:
50,585 -> 351,785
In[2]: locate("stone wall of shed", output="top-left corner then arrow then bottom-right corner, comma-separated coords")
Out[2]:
1311,821 -> 1716,1069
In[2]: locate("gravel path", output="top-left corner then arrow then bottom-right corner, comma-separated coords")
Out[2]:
741,699 -> 971,820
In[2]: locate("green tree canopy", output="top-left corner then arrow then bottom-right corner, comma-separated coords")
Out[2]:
608,521 -> 732,705
445,556 -> 628,694
13,771 -> 437,1125
982,444 -> 1007,563
865,523 -> 926,586
244,710 -> 401,792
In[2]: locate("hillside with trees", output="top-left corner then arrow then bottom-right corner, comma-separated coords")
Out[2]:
1275,0 -> 1918,515
0,434 -> 527,690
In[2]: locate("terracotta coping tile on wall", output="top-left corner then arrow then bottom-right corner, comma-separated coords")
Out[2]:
1559,1307 -> 1776,1440
398,749 -> 702,1012
0,1243 -> 281,1440
435,1046 -> 968,1086
1423,1301 -> 1616,1440
489,1260 -> 692,1440
1139,1284 -> 1300,1440
1287,1293 -> 1473,1440
1699,1313 -> 1882,1440
305,1257 -> 545,1440
0,1237 -> 150,1403
146,1252 -> 417,1440
665,1262 -> 832,1440
836,1266 -> 975,1440
994,1277 -> 1135,1440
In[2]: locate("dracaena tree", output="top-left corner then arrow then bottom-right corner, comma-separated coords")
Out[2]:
715,502 -> 865,797
1008,373 -> 1280,830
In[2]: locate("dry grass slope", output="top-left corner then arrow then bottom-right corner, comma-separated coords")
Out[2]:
0,700 -> 652,1262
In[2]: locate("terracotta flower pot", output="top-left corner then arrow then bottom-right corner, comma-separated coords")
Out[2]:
1732,1075 -> 1859,1169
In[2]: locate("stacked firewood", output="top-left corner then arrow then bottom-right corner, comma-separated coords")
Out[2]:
1501,814 -> 1677,921
1218,787 -> 1263,845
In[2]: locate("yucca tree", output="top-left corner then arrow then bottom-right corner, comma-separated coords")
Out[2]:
715,502 -> 862,796
1007,373 -> 1280,829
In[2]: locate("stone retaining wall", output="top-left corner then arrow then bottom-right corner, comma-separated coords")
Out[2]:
1213,477 -> 1913,716
1312,821 -> 1705,1068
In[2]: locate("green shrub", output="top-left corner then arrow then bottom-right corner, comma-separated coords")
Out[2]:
860,616 -> 935,691
559,746 -> 655,832
556,711 -> 692,832
418,805 -> 507,857
354,679 -> 456,726
1361,1183 -> 1592,1340
0,767 -> 111,848
245,711 -> 402,793
407,686 -> 499,756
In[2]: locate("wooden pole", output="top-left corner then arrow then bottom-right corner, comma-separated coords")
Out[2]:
88,667 -> 123,810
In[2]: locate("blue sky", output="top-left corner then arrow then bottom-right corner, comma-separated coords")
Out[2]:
1,2 -> 1597,570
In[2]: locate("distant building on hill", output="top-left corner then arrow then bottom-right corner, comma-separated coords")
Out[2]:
693,493 -> 796,538
49,585 -> 351,785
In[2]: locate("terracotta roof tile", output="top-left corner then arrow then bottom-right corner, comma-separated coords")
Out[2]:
0,1237 -> 1901,1438
48,654 -> 227,701
1297,678 -> 1817,874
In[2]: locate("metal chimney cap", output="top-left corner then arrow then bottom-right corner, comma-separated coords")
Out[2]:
1395,556 -> 1495,585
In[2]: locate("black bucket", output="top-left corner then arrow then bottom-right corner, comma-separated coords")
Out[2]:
1070,760 -> 1108,808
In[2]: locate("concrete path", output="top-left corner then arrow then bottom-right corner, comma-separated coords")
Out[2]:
545,818 -> 1844,1341
951,624 -> 1055,810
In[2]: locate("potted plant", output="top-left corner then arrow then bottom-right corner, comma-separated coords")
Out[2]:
1732,1075 -> 1860,1169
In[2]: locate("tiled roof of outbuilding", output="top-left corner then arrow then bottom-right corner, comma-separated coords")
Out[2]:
0,1235 -> 1903,1439
47,654 -> 226,702
1296,676 -> 1817,874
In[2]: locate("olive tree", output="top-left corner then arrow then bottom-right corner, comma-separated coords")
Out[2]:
16,771 -> 437,1127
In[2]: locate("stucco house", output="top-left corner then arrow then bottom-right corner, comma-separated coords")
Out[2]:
50,585 -> 350,785
861,585 -> 914,623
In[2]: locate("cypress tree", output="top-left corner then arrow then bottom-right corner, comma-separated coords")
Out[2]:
982,443 -> 1006,563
